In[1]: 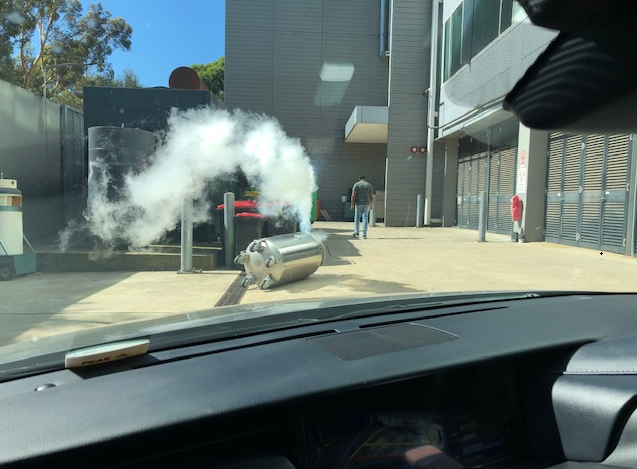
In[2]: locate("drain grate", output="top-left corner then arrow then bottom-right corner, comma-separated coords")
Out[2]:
215,272 -> 248,307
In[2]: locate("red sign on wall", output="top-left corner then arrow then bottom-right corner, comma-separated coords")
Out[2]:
517,149 -> 526,194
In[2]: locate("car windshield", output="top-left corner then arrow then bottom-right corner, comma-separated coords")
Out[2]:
1,0 -> 637,362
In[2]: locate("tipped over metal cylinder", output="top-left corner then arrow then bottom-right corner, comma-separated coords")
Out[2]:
235,233 -> 326,290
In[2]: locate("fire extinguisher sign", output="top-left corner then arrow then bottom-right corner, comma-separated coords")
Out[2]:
517,149 -> 526,194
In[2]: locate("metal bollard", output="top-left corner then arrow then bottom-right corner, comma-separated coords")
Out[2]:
224,192 -> 236,269
478,191 -> 487,242
416,194 -> 424,228
179,197 -> 194,272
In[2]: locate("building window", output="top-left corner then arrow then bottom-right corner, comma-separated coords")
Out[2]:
443,0 -> 529,83
500,0 -> 526,32
442,3 -> 463,82
471,0 -> 500,56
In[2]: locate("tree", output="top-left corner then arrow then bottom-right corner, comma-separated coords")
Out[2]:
1,0 -> 132,98
191,57 -> 224,100
0,2 -> 24,83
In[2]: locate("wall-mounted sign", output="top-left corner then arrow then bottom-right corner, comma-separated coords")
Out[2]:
517,149 -> 526,194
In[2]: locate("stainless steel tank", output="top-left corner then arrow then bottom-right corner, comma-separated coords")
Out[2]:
235,233 -> 326,290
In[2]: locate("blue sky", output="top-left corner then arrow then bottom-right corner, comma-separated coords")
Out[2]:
79,0 -> 225,87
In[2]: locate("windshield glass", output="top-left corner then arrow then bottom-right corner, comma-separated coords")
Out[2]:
1,0 -> 637,361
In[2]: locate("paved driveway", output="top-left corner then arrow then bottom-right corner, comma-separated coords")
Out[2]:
1,222 -> 636,346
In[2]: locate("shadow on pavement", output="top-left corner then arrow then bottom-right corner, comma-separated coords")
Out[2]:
264,273 -> 422,296
313,227 -> 352,235
0,272 -> 136,345
359,237 -> 424,240
323,257 -> 353,266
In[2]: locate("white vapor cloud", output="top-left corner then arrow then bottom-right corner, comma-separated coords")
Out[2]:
61,107 -> 316,249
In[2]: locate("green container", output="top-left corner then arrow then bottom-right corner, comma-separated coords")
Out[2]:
311,191 -> 318,222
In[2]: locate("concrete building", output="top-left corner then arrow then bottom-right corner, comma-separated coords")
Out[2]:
438,0 -> 637,256
225,0 -> 444,225
226,0 -> 637,256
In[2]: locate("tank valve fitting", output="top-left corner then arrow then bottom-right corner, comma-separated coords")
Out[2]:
259,276 -> 274,290
241,274 -> 255,288
234,251 -> 247,266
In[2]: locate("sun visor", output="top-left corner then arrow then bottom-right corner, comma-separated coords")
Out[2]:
503,1 -> 637,134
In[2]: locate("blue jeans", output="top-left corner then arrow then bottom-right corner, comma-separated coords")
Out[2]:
354,204 -> 370,236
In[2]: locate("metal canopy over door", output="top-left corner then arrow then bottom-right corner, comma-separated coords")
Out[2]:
545,133 -> 631,254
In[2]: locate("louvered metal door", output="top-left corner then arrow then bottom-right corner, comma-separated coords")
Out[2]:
457,157 -> 471,227
561,134 -> 582,245
545,133 -> 630,253
487,146 -> 517,235
579,135 -> 605,249
602,135 -> 630,253
468,153 -> 488,229
545,134 -> 564,242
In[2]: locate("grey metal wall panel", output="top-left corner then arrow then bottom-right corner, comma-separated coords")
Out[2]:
324,0 -> 373,35
0,80 -> 65,240
226,0 -> 274,30
368,40 -> 390,104
273,116 -> 321,156
225,29 -> 274,114
385,0 -> 430,226
273,31 -> 322,118
275,0 -> 322,32
320,33 -> 370,119
432,141 -> 446,220
61,105 -> 86,223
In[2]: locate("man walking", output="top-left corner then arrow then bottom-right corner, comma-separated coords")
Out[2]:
350,174 -> 374,239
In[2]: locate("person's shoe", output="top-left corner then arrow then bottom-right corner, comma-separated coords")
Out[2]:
363,235 -> 367,239
353,233 -> 358,238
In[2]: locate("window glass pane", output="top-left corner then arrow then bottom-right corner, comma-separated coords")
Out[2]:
443,19 -> 451,81
472,0 -> 499,57
442,4 -> 463,82
512,2 -> 526,23
450,6 -> 462,75
500,0 -> 513,33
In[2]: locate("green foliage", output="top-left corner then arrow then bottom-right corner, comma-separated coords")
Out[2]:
191,57 -> 224,100
0,0 -> 133,102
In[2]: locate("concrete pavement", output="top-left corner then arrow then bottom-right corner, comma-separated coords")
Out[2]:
1,221 -> 637,346
0,271 -> 238,345
242,222 -> 637,304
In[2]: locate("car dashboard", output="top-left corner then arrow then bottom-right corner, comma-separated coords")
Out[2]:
2,293 -> 637,469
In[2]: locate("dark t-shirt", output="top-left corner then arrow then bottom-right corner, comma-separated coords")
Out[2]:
352,180 -> 373,205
